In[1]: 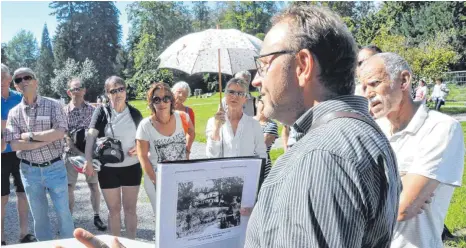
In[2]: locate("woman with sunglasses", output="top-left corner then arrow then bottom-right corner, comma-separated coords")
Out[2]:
136,82 -> 195,219
84,76 -> 143,239
253,96 -> 278,181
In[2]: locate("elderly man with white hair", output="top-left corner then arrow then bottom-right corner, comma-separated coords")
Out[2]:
359,52 -> 464,248
172,81 -> 195,127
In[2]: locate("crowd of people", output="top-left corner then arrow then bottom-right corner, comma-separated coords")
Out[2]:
1,4 -> 464,248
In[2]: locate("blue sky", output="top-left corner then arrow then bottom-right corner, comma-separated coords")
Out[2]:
1,1 -> 132,44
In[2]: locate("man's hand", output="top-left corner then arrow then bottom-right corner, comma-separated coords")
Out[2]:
55,228 -> 126,248
83,160 -> 95,177
240,207 -> 253,216
1,120 -> 6,131
20,132 -> 31,141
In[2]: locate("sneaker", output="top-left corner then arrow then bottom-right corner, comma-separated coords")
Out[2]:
94,216 -> 107,231
19,234 -> 37,243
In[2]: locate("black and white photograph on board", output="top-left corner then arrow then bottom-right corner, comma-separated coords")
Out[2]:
176,177 -> 244,239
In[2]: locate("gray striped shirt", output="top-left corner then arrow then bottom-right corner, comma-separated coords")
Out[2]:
245,95 -> 401,248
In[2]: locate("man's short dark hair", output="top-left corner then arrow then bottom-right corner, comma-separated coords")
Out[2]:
435,78 -> 443,82
362,45 -> 382,54
272,5 -> 358,96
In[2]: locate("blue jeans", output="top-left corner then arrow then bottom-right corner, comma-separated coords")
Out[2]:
19,159 -> 74,241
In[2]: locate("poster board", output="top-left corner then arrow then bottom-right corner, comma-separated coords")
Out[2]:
155,157 -> 262,248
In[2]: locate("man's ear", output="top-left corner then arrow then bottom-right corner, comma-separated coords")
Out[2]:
66,90 -> 72,98
400,70 -> 411,91
296,49 -> 314,87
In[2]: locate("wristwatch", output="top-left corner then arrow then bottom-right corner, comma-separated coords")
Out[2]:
28,132 -> 34,142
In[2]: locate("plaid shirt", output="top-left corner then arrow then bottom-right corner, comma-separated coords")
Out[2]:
63,101 -> 95,154
4,96 -> 68,163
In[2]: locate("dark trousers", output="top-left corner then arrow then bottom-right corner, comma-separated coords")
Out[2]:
435,98 -> 444,111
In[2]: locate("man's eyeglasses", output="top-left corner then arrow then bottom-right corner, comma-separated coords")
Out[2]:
14,75 -> 34,84
226,90 -> 246,97
69,86 -> 84,92
108,87 -> 126,95
254,50 -> 296,77
152,95 -> 172,104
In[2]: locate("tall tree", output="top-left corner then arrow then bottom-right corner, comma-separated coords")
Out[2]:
192,1 -> 212,31
36,23 -> 55,97
51,1 -> 121,83
4,30 -> 39,72
1,43 -> 8,64
51,58 -> 99,100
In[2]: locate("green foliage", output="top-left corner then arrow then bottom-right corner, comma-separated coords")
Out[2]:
51,58 -> 99,101
36,24 -> 56,97
126,69 -> 174,100
372,27 -> 458,79
216,2 -> 278,34
51,1 -> 121,83
255,33 -> 265,41
1,43 -> 7,64
191,1 -> 212,31
4,30 -> 39,72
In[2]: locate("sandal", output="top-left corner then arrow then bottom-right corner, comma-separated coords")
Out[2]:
20,234 -> 37,243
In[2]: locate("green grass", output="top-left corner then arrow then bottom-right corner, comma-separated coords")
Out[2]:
446,84 -> 466,102
443,122 -> 466,247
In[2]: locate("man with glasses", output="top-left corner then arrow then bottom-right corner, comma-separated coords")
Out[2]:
63,78 -> 106,231
245,5 -> 401,248
3,67 -> 74,241
1,64 -> 36,245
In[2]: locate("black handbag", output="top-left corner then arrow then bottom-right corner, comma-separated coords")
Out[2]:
93,106 -> 125,164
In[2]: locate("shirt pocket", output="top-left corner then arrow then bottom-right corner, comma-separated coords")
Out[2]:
35,116 -> 52,131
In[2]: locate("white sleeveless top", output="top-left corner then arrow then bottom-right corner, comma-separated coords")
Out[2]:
135,111 -> 187,170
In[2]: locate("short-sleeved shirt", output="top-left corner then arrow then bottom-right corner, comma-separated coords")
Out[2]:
89,105 -> 139,168
2,89 -> 23,153
376,104 -> 464,248
260,120 -> 278,179
245,95 -> 401,248
135,111 -> 187,170
4,96 -> 68,163
63,102 -> 95,154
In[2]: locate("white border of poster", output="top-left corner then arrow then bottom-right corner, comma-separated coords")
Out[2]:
156,157 -> 262,248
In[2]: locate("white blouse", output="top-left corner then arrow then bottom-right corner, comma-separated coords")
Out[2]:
205,114 -> 267,159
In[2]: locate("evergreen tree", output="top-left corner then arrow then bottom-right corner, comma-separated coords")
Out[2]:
36,23 -> 56,97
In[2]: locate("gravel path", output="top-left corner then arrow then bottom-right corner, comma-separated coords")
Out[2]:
3,142 -> 207,246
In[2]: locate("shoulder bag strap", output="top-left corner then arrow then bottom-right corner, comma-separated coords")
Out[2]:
102,105 -> 115,138
310,111 -> 384,137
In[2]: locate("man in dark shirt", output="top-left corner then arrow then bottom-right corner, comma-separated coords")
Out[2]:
245,5 -> 401,248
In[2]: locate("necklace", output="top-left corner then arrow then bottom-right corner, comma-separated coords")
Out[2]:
154,115 -> 171,125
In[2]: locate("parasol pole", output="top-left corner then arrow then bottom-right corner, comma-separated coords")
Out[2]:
217,24 -> 222,105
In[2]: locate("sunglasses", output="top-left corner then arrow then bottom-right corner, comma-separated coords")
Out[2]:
14,75 -> 34,84
108,87 -> 126,95
69,86 -> 84,92
152,95 -> 172,104
226,90 -> 246,97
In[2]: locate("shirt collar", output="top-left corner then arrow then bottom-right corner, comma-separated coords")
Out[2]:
395,103 -> 428,136
20,95 -> 41,108
68,101 -> 90,111
293,95 -> 370,134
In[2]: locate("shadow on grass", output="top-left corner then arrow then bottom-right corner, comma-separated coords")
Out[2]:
444,229 -> 466,248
